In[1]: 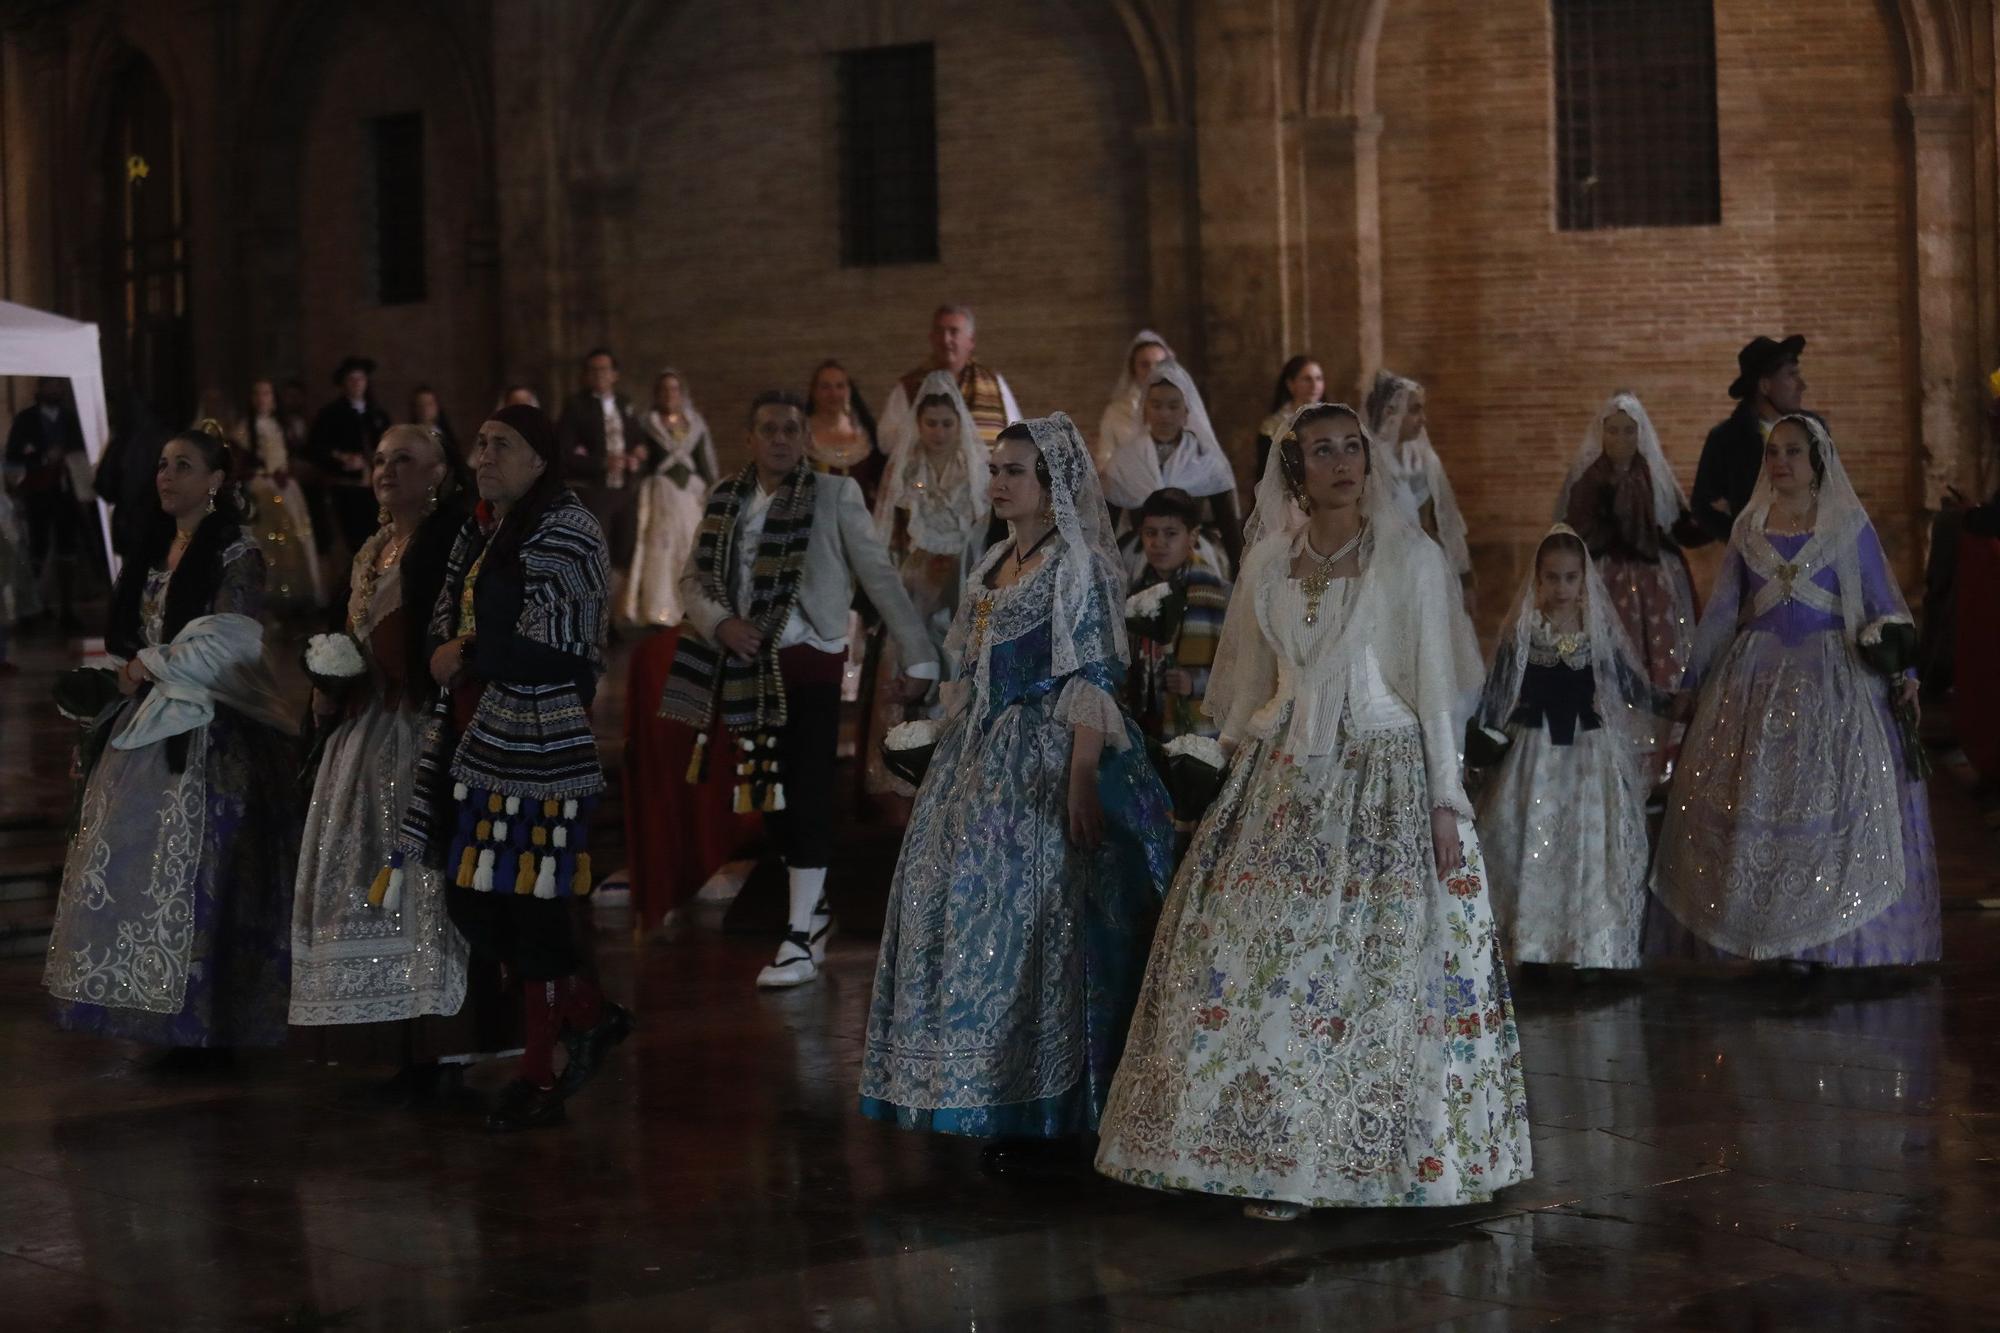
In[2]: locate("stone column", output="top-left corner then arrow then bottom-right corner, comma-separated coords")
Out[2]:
1136,123 -> 1202,366
1296,110 -> 1382,404
1906,91 -> 1984,508
1190,0 -> 1300,473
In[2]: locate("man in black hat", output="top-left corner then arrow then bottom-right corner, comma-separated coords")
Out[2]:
1690,335 -> 1808,544
306,355 -> 393,552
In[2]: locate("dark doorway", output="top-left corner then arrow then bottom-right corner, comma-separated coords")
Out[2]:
101,54 -> 192,429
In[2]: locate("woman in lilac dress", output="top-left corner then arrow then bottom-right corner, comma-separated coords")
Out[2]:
1650,415 -> 1939,967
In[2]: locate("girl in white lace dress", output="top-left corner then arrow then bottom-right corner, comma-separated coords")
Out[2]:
1473,525 -> 1661,972
1096,403 -> 1530,1220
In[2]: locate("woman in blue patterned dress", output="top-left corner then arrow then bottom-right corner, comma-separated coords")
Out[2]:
44,425 -> 300,1053
860,412 -> 1174,1174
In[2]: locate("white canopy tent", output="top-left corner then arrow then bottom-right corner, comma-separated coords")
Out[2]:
0,299 -> 116,573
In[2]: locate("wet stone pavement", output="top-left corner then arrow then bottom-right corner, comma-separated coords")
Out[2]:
1,632 -> 1998,1330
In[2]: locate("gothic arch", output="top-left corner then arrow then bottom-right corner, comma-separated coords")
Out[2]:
1302,0 -> 1389,119
1890,0 -> 1974,95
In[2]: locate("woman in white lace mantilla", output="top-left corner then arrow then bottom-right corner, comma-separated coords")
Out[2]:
859,414 -> 1174,1166
621,369 -> 717,628
1101,358 -> 1243,575
1092,329 -> 1174,477
1474,525 -> 1663,972
861,369 -> 991,797
1095,402 -> 1530,1219
1649,415 -> 1940,967
1365,371 -> 1474,609
1555,392 -> 1697,781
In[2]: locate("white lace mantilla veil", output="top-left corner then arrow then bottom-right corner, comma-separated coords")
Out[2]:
873,369 -> 991,550
1105,328 -> 1176,413
947,412 -> 1128,697
1101,357 -> 1237,508
1476,524 -> 1656,783
1553,391 -> 1689,531
1365,371 -> 1473,576
1689,412 -> 1910,683
1203,401 -> 1484,751
642,367 -> 718,481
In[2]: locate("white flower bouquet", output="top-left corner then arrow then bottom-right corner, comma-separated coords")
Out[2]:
1149,731 -> 1229,825
881,718 -> 942,789
302,631 -> 368,697
1125,581 -> 1174,620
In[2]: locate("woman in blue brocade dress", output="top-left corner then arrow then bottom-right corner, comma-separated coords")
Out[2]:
1650,415 -> 1940,967
860,413 -> 1173,1173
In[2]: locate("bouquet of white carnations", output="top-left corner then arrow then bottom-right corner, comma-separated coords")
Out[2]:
1149,732 -> 1228,826
881,719 -> 942,790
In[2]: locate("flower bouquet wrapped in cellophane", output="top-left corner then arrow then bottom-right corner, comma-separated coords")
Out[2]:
1856,617 -> 1930,782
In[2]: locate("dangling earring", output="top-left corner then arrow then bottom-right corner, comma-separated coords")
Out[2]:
426,484 -> 439,513
205,490 -> 218,515
377,504 -> 392,526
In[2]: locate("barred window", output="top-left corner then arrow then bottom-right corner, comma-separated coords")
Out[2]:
837,43 -> 939,266
1553,0 -> 1720,231
369,112 -> 427,303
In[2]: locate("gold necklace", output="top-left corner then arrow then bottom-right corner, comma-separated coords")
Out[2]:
1300,523 -> 1364,627
378,528 -> 413,570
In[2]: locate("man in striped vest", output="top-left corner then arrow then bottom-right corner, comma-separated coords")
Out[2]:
876,305 -> 1023,460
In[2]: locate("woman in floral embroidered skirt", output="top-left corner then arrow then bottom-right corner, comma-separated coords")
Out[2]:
1095,403 -> 1531,1219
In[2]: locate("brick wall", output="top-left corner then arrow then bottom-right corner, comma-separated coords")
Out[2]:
595,0 -> 1149,467
1375,0 -> 1918,609
295,12 -> 496,440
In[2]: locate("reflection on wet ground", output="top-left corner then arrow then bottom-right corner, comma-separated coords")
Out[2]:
5,924 -> 1996,1330
2,634 -> 1997,1329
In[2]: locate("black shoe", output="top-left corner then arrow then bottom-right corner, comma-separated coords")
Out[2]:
485,1078 -> 566,1132
556,1002 -> 634,1098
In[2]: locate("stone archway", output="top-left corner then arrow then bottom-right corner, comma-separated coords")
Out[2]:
78,46 -> 193,425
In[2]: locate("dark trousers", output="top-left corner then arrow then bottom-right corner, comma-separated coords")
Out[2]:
576,483 -> 637,568
24,494 -> 80,565
446,885 -> 590,983
767,646 -> 845,870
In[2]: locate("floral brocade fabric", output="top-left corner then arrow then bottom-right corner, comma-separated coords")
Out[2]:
1095,719 -> 1531,1206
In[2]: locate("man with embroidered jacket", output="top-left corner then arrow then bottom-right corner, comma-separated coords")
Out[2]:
664,390 -> 938,989
876,305 -> 1023,458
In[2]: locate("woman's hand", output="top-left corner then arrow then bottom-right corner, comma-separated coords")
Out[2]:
116,658 -> 148,696
429,636 -> 468,688
1430,807 -> 1463,879
1068,724 -> 1107,849
1068,766 -> 1104,850
1162,668 -> 1194,697
1897,675 -> 1921,724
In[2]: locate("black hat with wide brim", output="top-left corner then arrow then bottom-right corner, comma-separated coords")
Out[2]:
331,355 -> 378,386
1728,335 -> 1806,400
